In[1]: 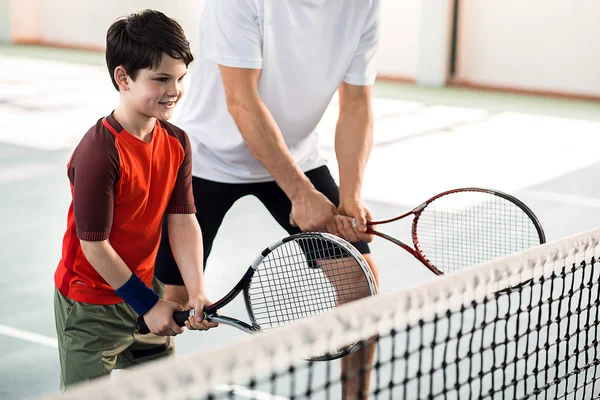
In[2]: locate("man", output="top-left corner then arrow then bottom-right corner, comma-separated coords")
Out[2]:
156,0 -> 381,397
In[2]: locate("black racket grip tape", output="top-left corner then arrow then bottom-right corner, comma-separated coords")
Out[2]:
173,310 -> 191,326
135,310 -> 192,334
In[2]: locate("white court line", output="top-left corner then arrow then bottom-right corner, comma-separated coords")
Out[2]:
0,324 -> 58,348
521,189 -> 600,208
215,384 -> 290,400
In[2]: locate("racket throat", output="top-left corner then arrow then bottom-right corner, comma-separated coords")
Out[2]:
209,315 -> 261,334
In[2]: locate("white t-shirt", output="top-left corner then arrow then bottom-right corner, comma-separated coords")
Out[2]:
177,0 -> 380,183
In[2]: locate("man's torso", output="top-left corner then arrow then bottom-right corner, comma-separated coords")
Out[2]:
177,0 -> 378,183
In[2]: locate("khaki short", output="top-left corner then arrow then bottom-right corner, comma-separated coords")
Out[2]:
54,278 -> 174,390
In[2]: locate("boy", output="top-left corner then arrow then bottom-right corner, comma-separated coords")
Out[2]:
53,9 -> 217,390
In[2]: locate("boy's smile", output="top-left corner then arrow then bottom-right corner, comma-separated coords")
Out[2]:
132,54 -> 188,121
114,54 -> 188,139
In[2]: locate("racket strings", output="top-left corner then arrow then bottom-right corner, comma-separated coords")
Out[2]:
247,236 -> 372,330
416,193 -> 541,273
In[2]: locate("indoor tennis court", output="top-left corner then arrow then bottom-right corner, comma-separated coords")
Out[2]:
1,1 -> 599,399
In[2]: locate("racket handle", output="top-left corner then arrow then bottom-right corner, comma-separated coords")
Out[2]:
135,309 -> 193,334
173,309 -> 193,326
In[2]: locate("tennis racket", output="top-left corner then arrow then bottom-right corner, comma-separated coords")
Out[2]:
363,187 -> 545,275
136,232 -> 377,360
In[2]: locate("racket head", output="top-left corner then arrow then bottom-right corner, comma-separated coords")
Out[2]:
244,232 -> 377,361
412,187 -> 545,275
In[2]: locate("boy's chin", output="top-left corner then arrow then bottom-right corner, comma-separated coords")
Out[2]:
153,109 -> 175,121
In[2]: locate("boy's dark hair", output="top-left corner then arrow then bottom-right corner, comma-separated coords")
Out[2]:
106,9 -> 194,91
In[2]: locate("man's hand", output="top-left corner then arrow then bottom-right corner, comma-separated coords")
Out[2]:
337,197 -> 374,243
290,188 -> 339,235
185,294 -> 219,331
143,300 -> 185,336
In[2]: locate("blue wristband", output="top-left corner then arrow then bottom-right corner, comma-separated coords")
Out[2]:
115,274 -> 159,316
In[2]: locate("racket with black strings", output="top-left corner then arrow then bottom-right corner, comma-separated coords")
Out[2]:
360,187 -> 545,275
136,232 -> 377,360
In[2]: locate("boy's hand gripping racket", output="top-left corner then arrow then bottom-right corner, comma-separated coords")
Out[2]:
363,187 -> 545,275
136,232 -> 377,360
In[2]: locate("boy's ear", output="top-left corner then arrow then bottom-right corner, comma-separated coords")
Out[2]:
114,66 -> 130,91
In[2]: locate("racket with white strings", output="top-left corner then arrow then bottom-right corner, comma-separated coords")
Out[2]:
136,232 -> 377,360
362,187 -> 545,275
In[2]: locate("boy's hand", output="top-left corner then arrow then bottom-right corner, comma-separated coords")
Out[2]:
185,295 -> 219,331
143,300 -> 185,336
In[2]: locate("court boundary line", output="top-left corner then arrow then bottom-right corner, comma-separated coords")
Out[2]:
0,324 -> 58,348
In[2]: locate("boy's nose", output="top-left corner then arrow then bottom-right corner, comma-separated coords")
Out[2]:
166,86 -> 179,97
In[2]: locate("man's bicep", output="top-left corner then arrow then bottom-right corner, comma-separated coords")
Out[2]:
338,82 -> 372,114
218,65 -> 262,106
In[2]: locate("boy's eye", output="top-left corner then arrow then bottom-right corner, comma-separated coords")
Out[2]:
155,78 -> 168,83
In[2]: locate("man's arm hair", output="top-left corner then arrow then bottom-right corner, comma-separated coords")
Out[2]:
335,82 -> 374,202
219,65 -> 313,202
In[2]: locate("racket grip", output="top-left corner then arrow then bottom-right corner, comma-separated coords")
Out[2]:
173,310 -> 192,326
135,310 -> 193,334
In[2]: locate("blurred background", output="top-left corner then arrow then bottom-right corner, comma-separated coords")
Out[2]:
2,0 -> 600,96
1,1 -> 599,399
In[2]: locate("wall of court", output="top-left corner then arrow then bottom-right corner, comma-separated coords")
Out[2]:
8,0 -> 203,52
8,0 -> 41,43
0,0 -> 10,42
375,0 -> 419,81
455,0 -> 600,97
4,0 -> 422,81
4,0 -> 599,98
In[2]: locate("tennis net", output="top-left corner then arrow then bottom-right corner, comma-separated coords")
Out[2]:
46,228 -> 600,399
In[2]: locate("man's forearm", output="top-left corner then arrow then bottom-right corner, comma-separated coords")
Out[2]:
228,100 -> 313,201
335,106 -> 374,200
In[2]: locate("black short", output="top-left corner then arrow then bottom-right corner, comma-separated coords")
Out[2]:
154,165 -> 370,285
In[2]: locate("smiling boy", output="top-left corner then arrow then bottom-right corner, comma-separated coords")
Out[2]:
53,9 -> 217,389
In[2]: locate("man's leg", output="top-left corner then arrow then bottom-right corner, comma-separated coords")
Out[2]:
340,252 -> 379,399
154,176 -> 246,306
252,166 -> 379,399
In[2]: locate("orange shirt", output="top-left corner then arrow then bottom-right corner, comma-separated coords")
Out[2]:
55,114 -> 195,304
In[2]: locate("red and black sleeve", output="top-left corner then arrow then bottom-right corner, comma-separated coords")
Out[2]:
68,122 -> 120,241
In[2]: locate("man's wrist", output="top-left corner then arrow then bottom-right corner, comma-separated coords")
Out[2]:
188,291 -> 207,300
339,186 -> 362,204
286,176 -> 314,202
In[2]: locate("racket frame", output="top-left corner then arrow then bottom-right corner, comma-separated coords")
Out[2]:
136,233 -> 377,360
198,232 -> 377,338
243,232 -> 378,331
367,187 -> 546,275
202,268 -> 260,334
